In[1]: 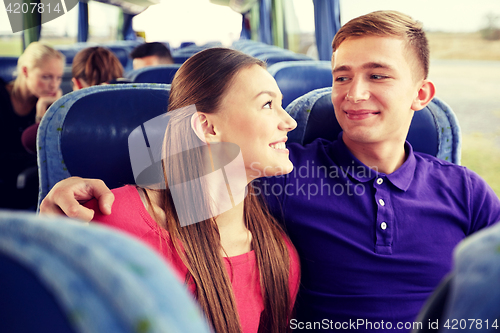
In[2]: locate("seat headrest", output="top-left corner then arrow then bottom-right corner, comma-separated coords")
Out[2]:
258,53 -> 314,67
37,84 -> 171,204
126,64 -> 182,84
0,210 -> 211,333
0,56 -> 19,82
268,61 -> 332,109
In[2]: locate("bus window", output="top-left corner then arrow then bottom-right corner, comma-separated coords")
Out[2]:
0,9 -> 22,56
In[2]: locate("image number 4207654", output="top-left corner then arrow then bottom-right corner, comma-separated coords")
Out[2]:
2,0 -> 79,33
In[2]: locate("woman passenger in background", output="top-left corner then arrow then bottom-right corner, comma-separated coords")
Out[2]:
70,46 -> 124,89
0,42 -> 64,209
21,46 -> 124,154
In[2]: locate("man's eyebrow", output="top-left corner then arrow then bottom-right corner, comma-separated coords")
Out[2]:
332,65 -> 350,74
362,62 -> 394,71
332,62 -> 394,74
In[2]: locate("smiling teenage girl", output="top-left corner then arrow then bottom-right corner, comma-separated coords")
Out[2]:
83,48 -> 299,333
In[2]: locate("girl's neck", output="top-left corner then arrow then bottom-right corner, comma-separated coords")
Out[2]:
141,187 -> 252,257
215,199 -> 252,257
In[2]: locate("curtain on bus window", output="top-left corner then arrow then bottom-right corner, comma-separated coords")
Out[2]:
22,0 -> 41,48
259,0 -> 272,44
78,1 -> 89,42
122,12 -> 136,40
313,0 -> 340,60
281,0 -> 300,52
240,12 -> 252,39
271,0 -> 283,48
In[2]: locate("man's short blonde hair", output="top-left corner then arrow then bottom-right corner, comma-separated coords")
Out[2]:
332,10 -> 429,80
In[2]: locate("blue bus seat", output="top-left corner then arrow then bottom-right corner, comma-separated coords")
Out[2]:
126,64 -> 181,84
37,83 -> 171,206
267,60 -> 332,109
60,67 -> 73,95
412,274 -> 453,332
173,44 -> 220,59
102,40 -> 142,51
250,49 -> 294,58
201,41 -> 223,48
172,53 -> 192,64
258,53 -> 314,67
232,40 -> 269,52
439,222 -> 500,332
179,41 -> 196,48
246,46 -> 291,57
413,221 -> 500,332
54,46 -> 80,65
174,46 -> 206,55
0,56 -> 18,83
286,87 -> 462,164
106,46 -> 133,72
55,44 -> 89,94
0,210 -> 211,333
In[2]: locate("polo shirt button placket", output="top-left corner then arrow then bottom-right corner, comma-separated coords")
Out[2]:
374,176 -> 392,254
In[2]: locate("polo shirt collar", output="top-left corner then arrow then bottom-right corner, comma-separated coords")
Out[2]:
385,142 -> 416,192
329,132 -> 417,192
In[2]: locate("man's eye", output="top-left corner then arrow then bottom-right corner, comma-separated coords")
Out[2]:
263,100 -> 272,109
335,76 -> 349,82
371,74 -> 388,80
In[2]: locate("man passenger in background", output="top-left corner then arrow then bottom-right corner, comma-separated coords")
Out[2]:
130,42 -> 174,70
40,11 -> 500,332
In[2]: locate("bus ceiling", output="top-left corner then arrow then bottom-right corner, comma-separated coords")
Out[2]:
19,0 -> 340,61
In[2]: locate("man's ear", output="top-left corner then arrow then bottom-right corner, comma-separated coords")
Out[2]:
22,66 -> 28,78
411,80 -> 436,111
191,112 -> 219,143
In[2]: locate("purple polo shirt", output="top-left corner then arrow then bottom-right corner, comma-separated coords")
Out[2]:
256,135 -> 500,332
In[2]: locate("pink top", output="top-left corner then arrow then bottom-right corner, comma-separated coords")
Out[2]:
85,185 -> 300,333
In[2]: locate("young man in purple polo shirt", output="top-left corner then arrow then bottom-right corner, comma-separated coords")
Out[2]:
258,11 -> 500,331
40,10 -> 500,332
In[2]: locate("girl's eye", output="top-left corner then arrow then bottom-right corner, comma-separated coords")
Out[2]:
263,100 -> 272,109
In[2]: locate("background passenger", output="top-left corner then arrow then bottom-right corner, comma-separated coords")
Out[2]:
21,47 -> 125,154
130,42 -> 174,69
82,48 -> 299,333
0,42 -> 64,209
71,46 -> 124,89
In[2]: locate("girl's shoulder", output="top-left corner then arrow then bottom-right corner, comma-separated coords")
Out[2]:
85,185 -> 155,231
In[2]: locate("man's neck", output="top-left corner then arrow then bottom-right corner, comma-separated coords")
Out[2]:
342,136 -> 407,175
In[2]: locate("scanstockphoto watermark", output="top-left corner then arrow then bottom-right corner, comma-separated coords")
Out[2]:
249,160 -> 379,180
249,160 -> 379,200
128,105 -> 249,227
252,178 -> 367,200
289,318 -> 424,331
